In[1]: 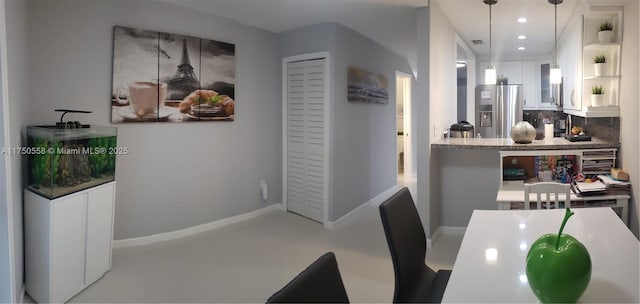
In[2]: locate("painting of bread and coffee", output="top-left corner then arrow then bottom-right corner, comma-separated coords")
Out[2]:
111,26 -> 235,122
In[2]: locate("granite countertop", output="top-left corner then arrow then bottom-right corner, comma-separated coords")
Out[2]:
431,137 -> 619,151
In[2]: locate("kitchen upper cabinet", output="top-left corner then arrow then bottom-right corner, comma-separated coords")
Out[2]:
557,15 -> 583,112
520,60 -> 557,110
538,60 -> 561,110
496,61 -> 523,85
478,60 -> 552,109
479,61 -> 523,85
522,62 -> 538,109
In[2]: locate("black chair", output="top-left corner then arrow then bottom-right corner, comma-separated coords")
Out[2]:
379,187 -> 451,303
266,252 -> 349,303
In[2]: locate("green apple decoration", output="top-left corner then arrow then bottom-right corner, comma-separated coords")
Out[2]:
526,208 -> 592,303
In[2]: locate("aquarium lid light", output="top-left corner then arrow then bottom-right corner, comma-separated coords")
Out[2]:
55,109 -> 92,129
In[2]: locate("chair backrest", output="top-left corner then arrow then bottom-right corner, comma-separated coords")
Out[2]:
379,187 -> 436,303
266,252 -> 349,303
524,182 -> 571,209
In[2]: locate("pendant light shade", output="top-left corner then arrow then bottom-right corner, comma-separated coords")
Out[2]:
550,66 -> 562,84
549,0 -> 563,84
485,66 -> 497,85
484,0 -> 498,85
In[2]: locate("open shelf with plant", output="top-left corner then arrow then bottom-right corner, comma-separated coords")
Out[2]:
577,10 -> 623,116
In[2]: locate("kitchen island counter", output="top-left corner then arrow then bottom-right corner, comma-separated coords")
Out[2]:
432,137 -> 618,151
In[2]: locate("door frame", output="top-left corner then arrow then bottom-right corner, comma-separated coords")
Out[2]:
0,0 -> 17,301
454,34 -> 476,125
395,71 -> 413,180
282,52 -> 331,226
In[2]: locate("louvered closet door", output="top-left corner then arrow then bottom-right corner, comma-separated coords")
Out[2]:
286,58 -> 326,223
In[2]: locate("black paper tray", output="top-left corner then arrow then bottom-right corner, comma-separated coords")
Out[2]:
565,134 -> 592,142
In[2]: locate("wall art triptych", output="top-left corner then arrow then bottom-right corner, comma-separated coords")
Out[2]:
111,26 -> 236,123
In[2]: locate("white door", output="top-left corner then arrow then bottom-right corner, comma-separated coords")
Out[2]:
396,72 -> 413,182
84,183 -> 115,284
285,58 -> 326,223
51,194 -> 87,302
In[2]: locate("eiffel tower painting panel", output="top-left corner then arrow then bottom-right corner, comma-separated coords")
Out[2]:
158,33 -> 201,112
162,34 -> 235,122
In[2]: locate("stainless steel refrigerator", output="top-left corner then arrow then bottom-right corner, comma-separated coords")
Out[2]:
476,84 -> 523,138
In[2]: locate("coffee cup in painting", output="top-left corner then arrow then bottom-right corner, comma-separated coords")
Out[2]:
116,81 -> 167,118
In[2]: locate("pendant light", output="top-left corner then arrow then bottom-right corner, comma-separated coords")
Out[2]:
549,0 -> 563,84
484,0 -> 497,85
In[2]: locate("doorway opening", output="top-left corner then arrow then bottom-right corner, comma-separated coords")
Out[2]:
454,35 -> 476,126
396,72 -> 413,188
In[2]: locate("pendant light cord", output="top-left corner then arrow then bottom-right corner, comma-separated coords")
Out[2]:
489,2 -> 493,66
554,3 -> 557,66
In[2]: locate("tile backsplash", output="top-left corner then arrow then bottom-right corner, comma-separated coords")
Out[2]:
571,116 -> 620,143
523,110 -> 567,128
523,110 -> 620,143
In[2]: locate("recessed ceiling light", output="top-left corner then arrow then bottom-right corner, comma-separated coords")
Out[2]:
517,17 -> 528,23
518,35 -> 526,40
518,46 -> 526,50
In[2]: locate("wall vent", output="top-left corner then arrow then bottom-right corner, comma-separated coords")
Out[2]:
472,40 -> 483,44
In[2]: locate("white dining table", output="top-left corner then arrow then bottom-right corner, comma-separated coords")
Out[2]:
442,208 -> 640,303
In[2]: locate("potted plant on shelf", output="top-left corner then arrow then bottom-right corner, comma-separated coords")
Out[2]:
591,85 -> 605,107
598,21 -> 613,43
593,55 -> 606,77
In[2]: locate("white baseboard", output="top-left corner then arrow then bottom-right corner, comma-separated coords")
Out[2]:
427,227 -> 441,248
19,284 -> 25,303
368,185 -> 402,207
439,226 -> 467,235
427,226 -> 466,248
113,204 -> 283,248
325,185 -> 400,229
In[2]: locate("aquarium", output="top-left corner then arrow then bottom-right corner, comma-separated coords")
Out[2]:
27,125 -> 117,199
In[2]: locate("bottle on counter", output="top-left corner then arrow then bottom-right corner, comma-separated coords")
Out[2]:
476,133 -> 482,138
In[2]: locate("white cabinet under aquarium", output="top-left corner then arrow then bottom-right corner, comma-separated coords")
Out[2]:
24,125 -> 117,303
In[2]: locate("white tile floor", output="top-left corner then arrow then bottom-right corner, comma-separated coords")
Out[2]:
45,195 -> 462,303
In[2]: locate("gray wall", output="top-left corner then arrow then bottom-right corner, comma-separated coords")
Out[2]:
27,0 -> 282,239
4,0 -> 29,300
331,24 -> 414,220
416,7 -> 431,236
280,23 -> 414,221
279,23 -> 335,58
434,149 -> 501,227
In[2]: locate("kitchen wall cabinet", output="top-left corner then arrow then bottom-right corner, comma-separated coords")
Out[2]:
478,61 -> 522,85
557,14 -> 583,112
564,9 -> 623,117
520,60 -> 558,110
522,62 -> 538,109
479,60 -> 558,110
25,182 -> 115,303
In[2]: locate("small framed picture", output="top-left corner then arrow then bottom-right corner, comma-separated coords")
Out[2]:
555,159 -> 573,183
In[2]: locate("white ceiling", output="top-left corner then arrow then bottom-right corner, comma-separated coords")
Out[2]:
158,0 -> 629,67
157,0 -> 426,69
436,0 -> 581,61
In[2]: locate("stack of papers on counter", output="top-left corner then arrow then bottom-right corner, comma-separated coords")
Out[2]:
572,180 -> 606,196
597,175 -> 631,187
575,180 -> 606,192
597,175 -> 631,195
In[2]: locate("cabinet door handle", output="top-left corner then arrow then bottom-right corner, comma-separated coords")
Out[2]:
570,90 -> 575,106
